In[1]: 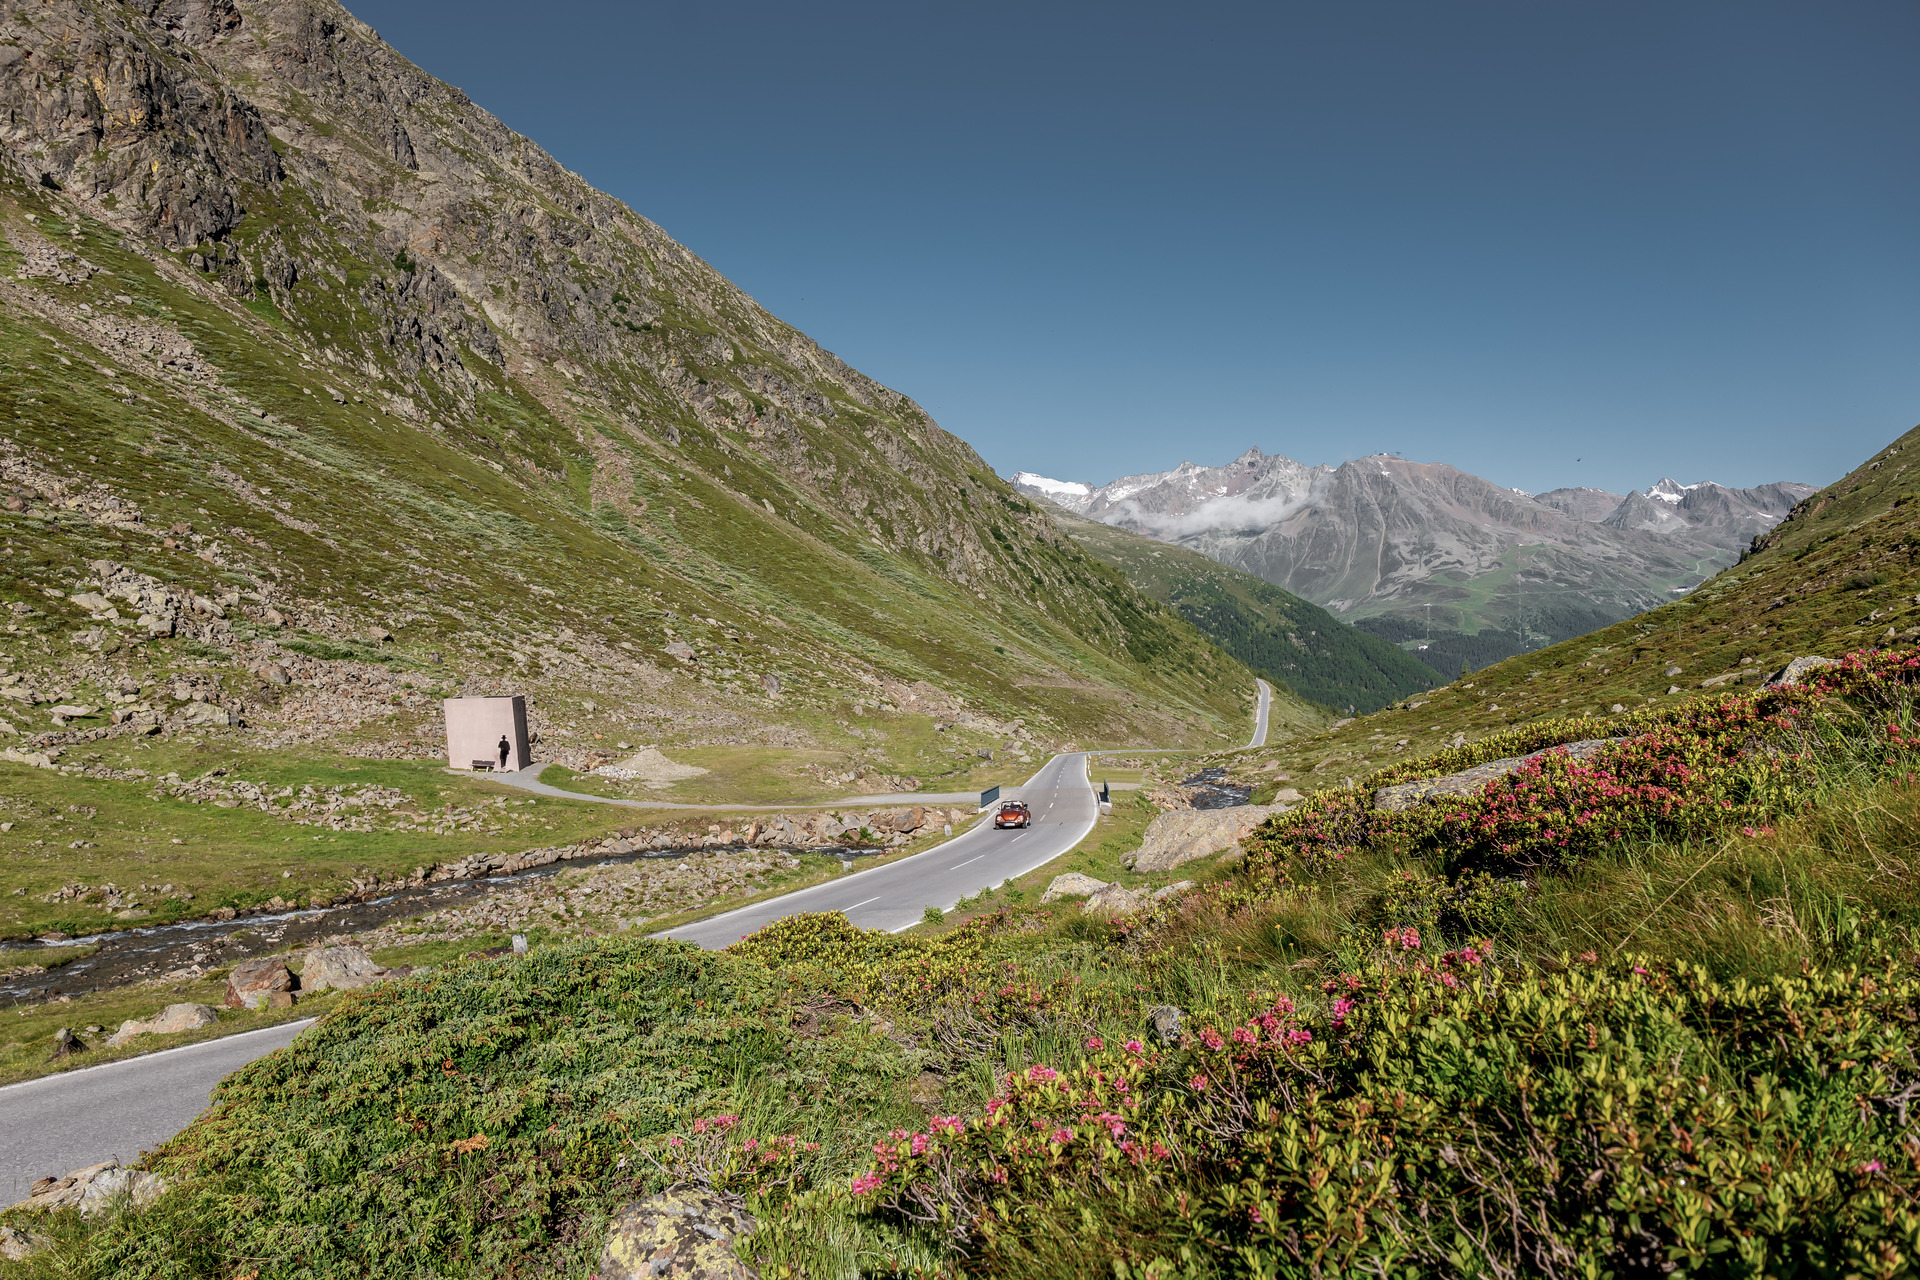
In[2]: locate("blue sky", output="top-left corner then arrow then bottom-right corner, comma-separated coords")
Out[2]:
351,0 -> 1920,497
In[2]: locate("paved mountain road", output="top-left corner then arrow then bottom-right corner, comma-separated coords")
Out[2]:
0,1019 -> 314,1203
1,683 -> 1266,1193
662,751 -> 1099,947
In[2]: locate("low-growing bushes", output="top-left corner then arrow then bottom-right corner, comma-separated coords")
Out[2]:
844,939 -> 1920,1277
14,650 -> 1920,1279
43,938 -> 926,1279
1246,648 -> 1920,880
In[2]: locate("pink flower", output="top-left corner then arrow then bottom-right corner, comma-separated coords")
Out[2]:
1860,1160 -> 1886,1174
1200,1028 -> 1226,1050
1027,1065 -> 1058,1083
1330,997 -> 1353,1020
930,1115 -> 965,1136
911,1133 -> 928,1155
1124,1039 -> 1145,1055
1287,1028 -> 1312,1046
1190,1073 -> 1209,1091
1231,1026 -> 1258,1045
850,1173 -> 884,1196
1085,1035 -> 1103,1051
1050,1128 -> 1074,1145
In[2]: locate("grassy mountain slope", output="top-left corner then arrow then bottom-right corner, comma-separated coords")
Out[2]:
1049,507 -> 1435,717
0,0 -> 1261,780
1213,424 -> 1920,780
23,650 -> 1920,1278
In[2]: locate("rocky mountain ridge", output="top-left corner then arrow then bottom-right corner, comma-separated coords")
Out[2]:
0,0 -> 1278,764
1015,449 -> 1814,673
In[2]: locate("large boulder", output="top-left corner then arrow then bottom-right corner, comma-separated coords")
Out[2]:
170,702 -> 231,729
225,955 -> 294,1010
14,1161 -> 167,1215
1041,872 -> 1108,903
1768,655 -> 1839,686
595,1190 -> 756,1280
1082,883 -> 1148,917
104,1002 -> 217,1047
1373,738 -> 1622,813
1128,805 -> 1290,873
0,1224 -> 41,1260
298,945 -> 387,993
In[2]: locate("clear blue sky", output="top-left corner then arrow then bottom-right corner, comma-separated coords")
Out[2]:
350,0 -> 1920,497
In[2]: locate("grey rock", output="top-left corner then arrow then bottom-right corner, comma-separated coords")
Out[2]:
225,954 -> 294,1010
104,1002 -> 218,1047
0,1224 -> 41,1261
14,1161 -> 168,1216
596,1190 -> 757,1280
1130,805 -> 1290,873
664,640 -> 696,663
1768,655 -> 1839,687
1373,738 -> 1623,813
299,945 -> 387,992
261,663 -> 292,685
759,671 -> 781,694
1149,880 -> 1196,902
171,702 -> 232,729
1082,883 -> 1148,917
1149,1005 -> 1183,1045
48,1026 -> 85,1061
1041,872 -> 1108,902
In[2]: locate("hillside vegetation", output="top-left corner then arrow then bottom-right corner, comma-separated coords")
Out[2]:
1050,507 -> 1433,716
11,432 -> 1920,1277
0,0 -> 1294,939
1216,424 -> 1920,785
11,643 -> 1919,1278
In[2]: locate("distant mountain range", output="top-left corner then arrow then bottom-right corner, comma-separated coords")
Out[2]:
1013,451 -> 1815,675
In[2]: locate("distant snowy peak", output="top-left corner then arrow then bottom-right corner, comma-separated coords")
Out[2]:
1010,472 -> 1091,498
1647,477 -> 1721,505
1010,472 -> 1097,512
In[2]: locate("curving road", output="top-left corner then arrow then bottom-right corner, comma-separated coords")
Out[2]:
0,1019 -> 313,1204
661,751 -> 1098,947
2,683 -> 1266,1194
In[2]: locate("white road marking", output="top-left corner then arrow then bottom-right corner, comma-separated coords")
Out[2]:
949,854 -> 984,869
841,895 -> 882,911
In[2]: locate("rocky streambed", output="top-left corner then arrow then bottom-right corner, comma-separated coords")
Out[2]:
0,841 -> 874,1003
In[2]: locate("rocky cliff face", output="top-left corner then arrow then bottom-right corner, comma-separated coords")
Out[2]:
1014,449 -> 1814,671
0,0 -> 1260,754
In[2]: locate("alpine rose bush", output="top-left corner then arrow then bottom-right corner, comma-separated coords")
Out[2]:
848,935 -> 1920,1277
1243,646 -> 1920,876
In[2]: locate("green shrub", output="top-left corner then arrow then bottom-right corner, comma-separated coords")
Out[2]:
60,938 -> 921,1279
849,943 -> 1920,1277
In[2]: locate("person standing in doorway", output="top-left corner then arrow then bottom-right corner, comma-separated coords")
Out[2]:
498,735 -> 511,770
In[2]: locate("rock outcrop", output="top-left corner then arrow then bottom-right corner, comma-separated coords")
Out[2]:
1041,872 -> 1108,903
297,944 -> 387,992
105,1002 -> 218,1046
1372,738 -> 1622,813
1083,883 -> 1148,917
1126,804 -> 1290,872
224,954 -> 295,1009
1768,655 -> 1839,686
11,1161 -> 167,1215
595,1190 -> 756,1280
